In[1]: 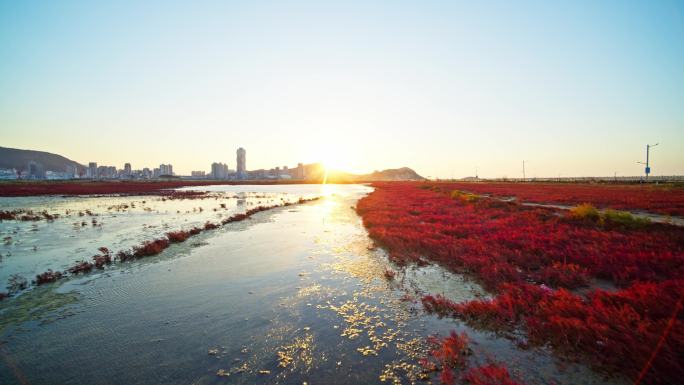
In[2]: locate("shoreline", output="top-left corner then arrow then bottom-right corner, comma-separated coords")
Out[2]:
0,179 -> 343,197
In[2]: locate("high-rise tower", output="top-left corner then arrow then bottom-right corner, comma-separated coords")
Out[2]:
236,147 -> 246,179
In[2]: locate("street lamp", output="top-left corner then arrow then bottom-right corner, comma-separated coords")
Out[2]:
638,143 -> 659,181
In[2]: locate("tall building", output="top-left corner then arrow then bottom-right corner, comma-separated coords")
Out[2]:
123,163 -> 132,176
236,147 -> 246,179
88,162 -> 98,178
65,165 -> 77,179
97,166 -> 117,179
159,164 -> 173,176
28,161 -> 45,179
211,162 -> 229,179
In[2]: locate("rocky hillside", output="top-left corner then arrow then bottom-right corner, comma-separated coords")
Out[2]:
0,146 -> 84,172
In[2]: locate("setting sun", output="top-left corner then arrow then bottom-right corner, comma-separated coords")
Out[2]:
321,151 -> 347,171
309,143 -> 353,172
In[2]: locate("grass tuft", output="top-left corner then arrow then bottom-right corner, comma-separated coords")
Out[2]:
569,203 -> 600,221
602,209 -> 651,229
450,190 -> 480,203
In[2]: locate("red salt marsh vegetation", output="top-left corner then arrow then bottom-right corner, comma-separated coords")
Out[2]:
167,230 -> 191,243
0,180 -> 221,197
421,330 -> 524,385
356,182 -> 684,384
0,179 -> 323,197
438,181 -> 684,217
34,270 -> 63,285
92,248 -> 112,268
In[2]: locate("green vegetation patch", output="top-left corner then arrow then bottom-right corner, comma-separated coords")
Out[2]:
0,287 -> 80,335
450,190 -> 480,203
569,203 -> 651,229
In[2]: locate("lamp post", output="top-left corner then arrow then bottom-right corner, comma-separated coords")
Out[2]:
638,143 -> 659,181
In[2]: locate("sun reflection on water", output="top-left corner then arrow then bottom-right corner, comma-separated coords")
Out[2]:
320,183 -> 337,197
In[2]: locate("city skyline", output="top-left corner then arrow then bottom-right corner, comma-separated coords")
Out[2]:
1,145 -> 323,181
1,1 -> 683,178
3,142 -> 682,180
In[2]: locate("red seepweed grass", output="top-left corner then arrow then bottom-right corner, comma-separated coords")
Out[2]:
133,239 -> 170,258
68,261 -> 94,274
461,363 -> 525,385
421,330 -> 525,385
0,180 -> 330,197
427,181 -> 684,217
167,230 -> 191,243
357,182 -> 684,383
35,270 -> 63,285
203,222 -> 219,230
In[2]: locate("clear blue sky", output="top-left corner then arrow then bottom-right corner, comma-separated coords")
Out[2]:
1,0 -> 683,177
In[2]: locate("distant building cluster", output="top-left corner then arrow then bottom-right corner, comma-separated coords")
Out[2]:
0,160 -> 176,181
195,148 -> 246,180
244,162 -> 306,180
192,148 -> 307,181
0,146 -> 309,181
210,162 -> 231,179
82,162 -> 174,180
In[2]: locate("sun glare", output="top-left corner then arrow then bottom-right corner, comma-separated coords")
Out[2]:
314,145 -> 349,172
320,150 -> 346,171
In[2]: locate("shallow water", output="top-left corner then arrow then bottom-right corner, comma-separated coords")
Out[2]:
0,185 -> 626,385
0,186 -> 320,290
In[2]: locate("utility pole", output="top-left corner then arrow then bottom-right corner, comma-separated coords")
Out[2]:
522,160 -> 526,182
475,166 -> 479,180
637,143 -> 659,182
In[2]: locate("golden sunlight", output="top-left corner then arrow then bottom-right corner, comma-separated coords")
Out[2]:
308,143 -> 350,174
319,147 -> 347,172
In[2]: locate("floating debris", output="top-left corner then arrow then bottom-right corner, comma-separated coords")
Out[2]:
357,346 -> 378,356
276,333 -> 314,371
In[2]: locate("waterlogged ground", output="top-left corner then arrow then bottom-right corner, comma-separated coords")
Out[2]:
0,185 -> 625,385
0,185 -> 320,289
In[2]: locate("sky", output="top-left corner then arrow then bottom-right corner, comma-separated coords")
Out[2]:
1,0 -> 683,178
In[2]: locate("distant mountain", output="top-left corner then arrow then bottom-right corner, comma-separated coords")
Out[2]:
0,146 -> 85,172
360,167 -> 425,181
